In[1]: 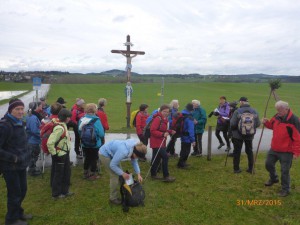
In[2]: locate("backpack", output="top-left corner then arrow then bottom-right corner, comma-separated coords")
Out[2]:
40,121 -> 66,154
80,119 -> 98,147
237,108 -> 257,136
130,110 -> 139,128
119,174 -> 145,212
171,113 -> 190,137
143,115 -> 162,139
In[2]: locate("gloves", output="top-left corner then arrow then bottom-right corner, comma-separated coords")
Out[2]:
208,112 -> 214,118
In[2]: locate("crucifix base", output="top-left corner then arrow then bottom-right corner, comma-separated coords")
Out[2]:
126,102 -> 132,128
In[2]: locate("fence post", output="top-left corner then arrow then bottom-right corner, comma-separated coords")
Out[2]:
207,126 -> 212,161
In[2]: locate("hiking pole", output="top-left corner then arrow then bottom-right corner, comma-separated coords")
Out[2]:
144,137 -> 166,182
224,143 -> 230,167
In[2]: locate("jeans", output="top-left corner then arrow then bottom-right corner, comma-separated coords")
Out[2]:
51,154 -> 71,197
151,148 -> 169,178
265,149 -> 293,192
193,133 -> 203,154
83,147 -> 99,172
2,169 -> 27,224
178,142 -> 192,167
232,138 -> 253,171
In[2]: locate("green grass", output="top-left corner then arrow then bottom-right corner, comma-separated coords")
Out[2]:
1,153 -> 300,224
44,82 -> 300,132
0,82 -> 31,104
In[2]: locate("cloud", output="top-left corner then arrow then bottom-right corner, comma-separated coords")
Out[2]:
0,0 -> 299,75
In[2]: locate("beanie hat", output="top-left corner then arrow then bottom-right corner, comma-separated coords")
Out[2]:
186,103 -> 194,112
76,98 -> 85,106
8,98 -> 24,113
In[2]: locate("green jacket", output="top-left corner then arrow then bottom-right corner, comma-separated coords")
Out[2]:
47,122 -> 71,156
192,107 -> 207,134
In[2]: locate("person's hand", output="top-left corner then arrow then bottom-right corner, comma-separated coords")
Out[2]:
262,118 -> 268,124
193,119 -> 198,124
122,172 -> 130,180
163,132 -> 169,138
293,154 -> 299,159
137,174 -> 143,183
171,130 -> 176,135
192,142 -> 196,147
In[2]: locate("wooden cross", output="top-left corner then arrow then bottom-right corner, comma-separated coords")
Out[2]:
111,35 -> 145,82
111,35 -> 145,128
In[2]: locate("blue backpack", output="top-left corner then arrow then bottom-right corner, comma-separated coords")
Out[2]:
80,119 -> 98,148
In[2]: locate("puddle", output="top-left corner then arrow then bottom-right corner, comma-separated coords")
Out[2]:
0,90 -> 27,101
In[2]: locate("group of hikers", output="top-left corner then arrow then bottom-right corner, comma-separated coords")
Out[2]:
0,95 -> 300,225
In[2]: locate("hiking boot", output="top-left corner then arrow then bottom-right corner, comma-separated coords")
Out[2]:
246,169 -> 254,174
151,175 -> 163,180
169,153 -> 179,158
162,176 -> 176,182
191,152 -> 198,156
228,153 -> 234,157
234,169 -> 242,174
52,194 -> 66,200
5,219 -> 28,225
28,168 -> 41,176
88,175 -> 100,181
217,143 -> 225,149
265,179 -> 279,186
278,190 -> 290,197
20,214 -> 33,220
109,198 -> 122,205
64,192 -> 75,197
177,165 -> 189,169
196,153 -> 202,157
225,146 -> 231,152
83,170 -> 89,179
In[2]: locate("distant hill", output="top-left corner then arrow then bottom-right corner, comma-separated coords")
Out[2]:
1,70 -> 300,83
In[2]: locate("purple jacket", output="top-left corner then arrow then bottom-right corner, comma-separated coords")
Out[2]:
217,102 -> 230,124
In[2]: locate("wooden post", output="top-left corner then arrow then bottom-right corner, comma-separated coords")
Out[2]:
111,35 -> 145,128
207,126 -> 212,161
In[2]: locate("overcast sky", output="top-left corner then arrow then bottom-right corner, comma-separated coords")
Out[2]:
1,0 -> 300,75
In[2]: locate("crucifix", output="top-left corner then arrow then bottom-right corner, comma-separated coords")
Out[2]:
111,35 -> 145,128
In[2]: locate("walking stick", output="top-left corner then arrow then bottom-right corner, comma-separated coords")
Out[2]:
252,79 -> 281,174
144,137 -> 166,181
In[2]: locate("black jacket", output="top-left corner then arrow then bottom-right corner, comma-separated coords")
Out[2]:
0,114 -> 30,171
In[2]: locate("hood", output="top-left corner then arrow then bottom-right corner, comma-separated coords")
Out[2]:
124,138 -> 139,156
181,109 -> 192,115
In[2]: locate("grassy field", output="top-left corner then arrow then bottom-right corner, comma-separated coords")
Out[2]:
1,153 -> 300,225
43,82 -> 300,132
0,82 -> 31,105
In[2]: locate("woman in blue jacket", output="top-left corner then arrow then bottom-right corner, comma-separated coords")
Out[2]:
78,103 -> 104,180
177,103 -> 196,168
99,139 -> 147,205
25,102 -> 42,176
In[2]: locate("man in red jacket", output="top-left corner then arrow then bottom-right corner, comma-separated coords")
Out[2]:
135,104 -> 149,146
263,100 -> 300,197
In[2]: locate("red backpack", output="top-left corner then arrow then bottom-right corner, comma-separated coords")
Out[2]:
171,113 -> 189,137
40,120 -> 66,154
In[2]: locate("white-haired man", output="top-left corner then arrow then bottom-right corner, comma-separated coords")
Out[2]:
263,100 -> 300,197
